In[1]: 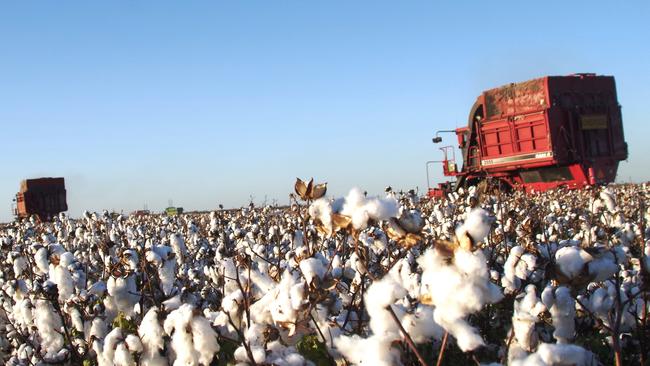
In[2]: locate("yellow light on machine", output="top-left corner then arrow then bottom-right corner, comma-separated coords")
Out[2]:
580,114 -> 608,130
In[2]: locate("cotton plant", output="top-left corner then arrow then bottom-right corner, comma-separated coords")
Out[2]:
510,285 -> 546,352
0,182 -> 649,365
509,342 -> 598,366
163,304 -> 220,366
541,285 -> 576,344
502,246 -> 537,294
418,246 -> 504,351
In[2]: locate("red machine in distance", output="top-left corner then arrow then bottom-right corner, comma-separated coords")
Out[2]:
427,74 -> 628,197
14,177 -> 68,221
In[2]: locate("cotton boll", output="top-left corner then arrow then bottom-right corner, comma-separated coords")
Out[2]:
512,285 -> 545,351
106,274 -> 140,318
456,208 -> 493,244
587,246 -> 626,282
88,317 -> 108,343
124,334 -> 143,353
88,280 -> 107,297
510,342 -> 598,366
340,187 -> 399,230
541,286 -> 575,344
334,334 -> 402,366
114,342 -> 135,366
554,246 -> 591,280
12,256 -> 27,278
191,309 -> 220,365
309,198 -> 333,235
401,305 -> 444,343
269,270 -> 306,334
97,327 -> 123,366
51,264 -> 75,302
599,188 -> 617,212
34,247 -> 50,275
170,233 -> 187,265
34,300 -> 64,357
164,304 -> 201,365
139,307 -> 167,366
69,307 -> 84,332
418,248 -> 503,351
502,246 -> 537,294
364,276 -> 407,337
299,257 -> 326,285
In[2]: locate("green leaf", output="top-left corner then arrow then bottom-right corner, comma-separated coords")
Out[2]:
296,334 -> 334,366
112,312 -> 138,334
213,337 -> 239,366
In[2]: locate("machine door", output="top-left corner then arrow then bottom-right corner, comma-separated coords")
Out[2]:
580,114 -> 611,157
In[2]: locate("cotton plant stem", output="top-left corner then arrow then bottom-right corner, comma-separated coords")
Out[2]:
385,304 -> 427,366
436,331 -> 449,366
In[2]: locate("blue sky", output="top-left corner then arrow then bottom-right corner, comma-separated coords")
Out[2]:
1,1 -> 648,221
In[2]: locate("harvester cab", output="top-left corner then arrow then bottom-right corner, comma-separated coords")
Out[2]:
427,130 -> 464,198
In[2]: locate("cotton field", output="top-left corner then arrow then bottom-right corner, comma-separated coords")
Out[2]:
0,180 -> 649,366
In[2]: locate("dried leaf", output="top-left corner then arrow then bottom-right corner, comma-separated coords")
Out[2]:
306,178 -> 314,199
420,293 -> 434,305
311,183 -> 327,199
434,239 -> 457,258
331,213 -> 352,232
456,230 -> 475,251
385,217 -> 407,241
399,233 -> 422,249
295,178 -> 308,200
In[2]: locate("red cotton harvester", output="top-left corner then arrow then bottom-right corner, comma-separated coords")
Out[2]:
14,177 -> 68,221
427,74 -> 628,198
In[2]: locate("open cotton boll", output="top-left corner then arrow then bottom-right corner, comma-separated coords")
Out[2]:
269,270 -> 307,334
309,198 -> 333,234
401,305 -> 445,343
34,247 -> 50,275
299,257 -> 326,285
12,256 -> 27,277
599,188 -> 617,212
418,248 -> 503,351
234,345 -> 267,364
34,300 -> 64,358
164,304 -> 219,366
456,208 -> 493,244
502,246 -> 537,294
170,233 -> 187,265
266,340 -> 309,365
96,327 -> 124,366
51,264 -> 75,302
334,334 -> 402,366
191,309 -> 221,365
510,342 -> 598,366
511,285 -> 545,351
587,246 -> 626,282
554,246 -> 591,279
364,276 -> 407,337
138,307 -> 166,366
340,187 -> 399,230
541,286 -> 575,344
114,342 -> 136,366
106,274 -> 140,318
